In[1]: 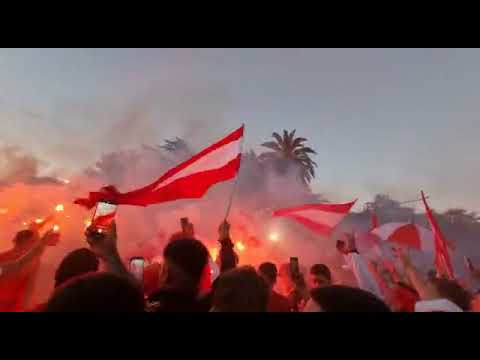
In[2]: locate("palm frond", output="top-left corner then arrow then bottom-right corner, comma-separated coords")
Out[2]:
291,137 -> 307,148
261,141 -> 282,152
299,147 -> 317,154
272,132 -> 283,145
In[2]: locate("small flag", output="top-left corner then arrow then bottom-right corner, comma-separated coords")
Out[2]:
421,191 -> 454,279
273,200 -> 356,236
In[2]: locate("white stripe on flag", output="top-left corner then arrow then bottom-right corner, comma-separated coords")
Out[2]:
154,137 -> 241,191
371,222 -> 407,242
289,209 -> 346,228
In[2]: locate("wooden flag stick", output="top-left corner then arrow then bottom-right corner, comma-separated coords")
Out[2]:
224,125 -> 245,221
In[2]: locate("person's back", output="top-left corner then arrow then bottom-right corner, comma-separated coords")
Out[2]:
212,266 -> 268,312
44,272 -> 144,312
258,262 -> 290,312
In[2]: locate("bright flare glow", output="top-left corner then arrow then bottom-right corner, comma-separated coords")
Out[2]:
0,208 -> 8,215
210,247 -> 219,261
22,221 -> 28,226
55,204 -> 65,212
269,232 -> 280,242
53,225 -> 60,232
236,241 -> 246,252
35,218 -> 44,224
84,219 -> 92,228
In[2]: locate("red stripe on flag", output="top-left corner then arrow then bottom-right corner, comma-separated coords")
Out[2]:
286,215 -> 337,236
116,155 -> 241,206
74,126 -> 244,209
389,223 -> 422,249
153,125 -> 243,186
273,200 -> 357,216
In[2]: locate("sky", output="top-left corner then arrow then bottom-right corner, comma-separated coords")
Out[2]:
0,48 -> 479,212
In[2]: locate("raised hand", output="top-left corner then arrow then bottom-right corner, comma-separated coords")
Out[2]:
42,229 -> 60,246
85,221 -> 118,259
218,220 -> 231,241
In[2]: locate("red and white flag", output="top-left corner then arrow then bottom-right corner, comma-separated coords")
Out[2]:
75,126 -> 244,209
273,200 -> 356,236
421,191 -> 455,279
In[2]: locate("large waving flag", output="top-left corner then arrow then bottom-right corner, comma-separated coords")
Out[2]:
273,200 -> 356,236
75,126 -> 244,209
421,191 -> 454,279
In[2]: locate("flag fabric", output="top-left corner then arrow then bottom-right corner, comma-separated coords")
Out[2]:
421,191 -> 454,279
273,200 -> 356,236
371,222 -> 434,252
74,126 -> 244,209
92,202 -> 117,227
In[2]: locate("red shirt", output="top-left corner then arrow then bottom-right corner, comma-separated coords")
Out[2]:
267,290 -> 291,312
0,241 -> 42,312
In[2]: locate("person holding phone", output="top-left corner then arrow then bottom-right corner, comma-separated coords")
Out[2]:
85,220 -> 134,284
337,233 -> 383,300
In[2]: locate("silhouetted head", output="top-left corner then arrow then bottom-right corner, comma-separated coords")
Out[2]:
258,262 -> 278,288
54,248 -> 100,288
309,263 -> 332,288
212,266 -> 269,312
306,285 -> 391,312
45,272 -> 144,312
162,237 -> 209,293
13,230 -> 35,248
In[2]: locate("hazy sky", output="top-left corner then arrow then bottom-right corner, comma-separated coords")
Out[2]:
0,48 -> 479,212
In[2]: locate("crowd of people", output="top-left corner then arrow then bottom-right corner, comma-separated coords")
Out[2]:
0,215 -> 479,312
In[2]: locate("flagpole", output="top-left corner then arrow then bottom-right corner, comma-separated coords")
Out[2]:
224,125 -> 245,221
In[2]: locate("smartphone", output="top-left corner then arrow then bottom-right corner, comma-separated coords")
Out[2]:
129,257 -> 145,285
290,257 -> 300,277
92,201 -> 117,228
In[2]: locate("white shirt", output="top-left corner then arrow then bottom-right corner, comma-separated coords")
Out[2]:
343,252 -> 383,300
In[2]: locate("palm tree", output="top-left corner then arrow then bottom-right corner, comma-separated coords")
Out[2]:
260,129 -> 317,184
159,137 -> 191,155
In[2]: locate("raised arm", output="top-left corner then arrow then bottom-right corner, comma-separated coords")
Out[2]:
0,229 -> 59,277
338,233 -> 383,299
393,247 -> 439,301
217,220 -> 238,273
85,221 -> 135,283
